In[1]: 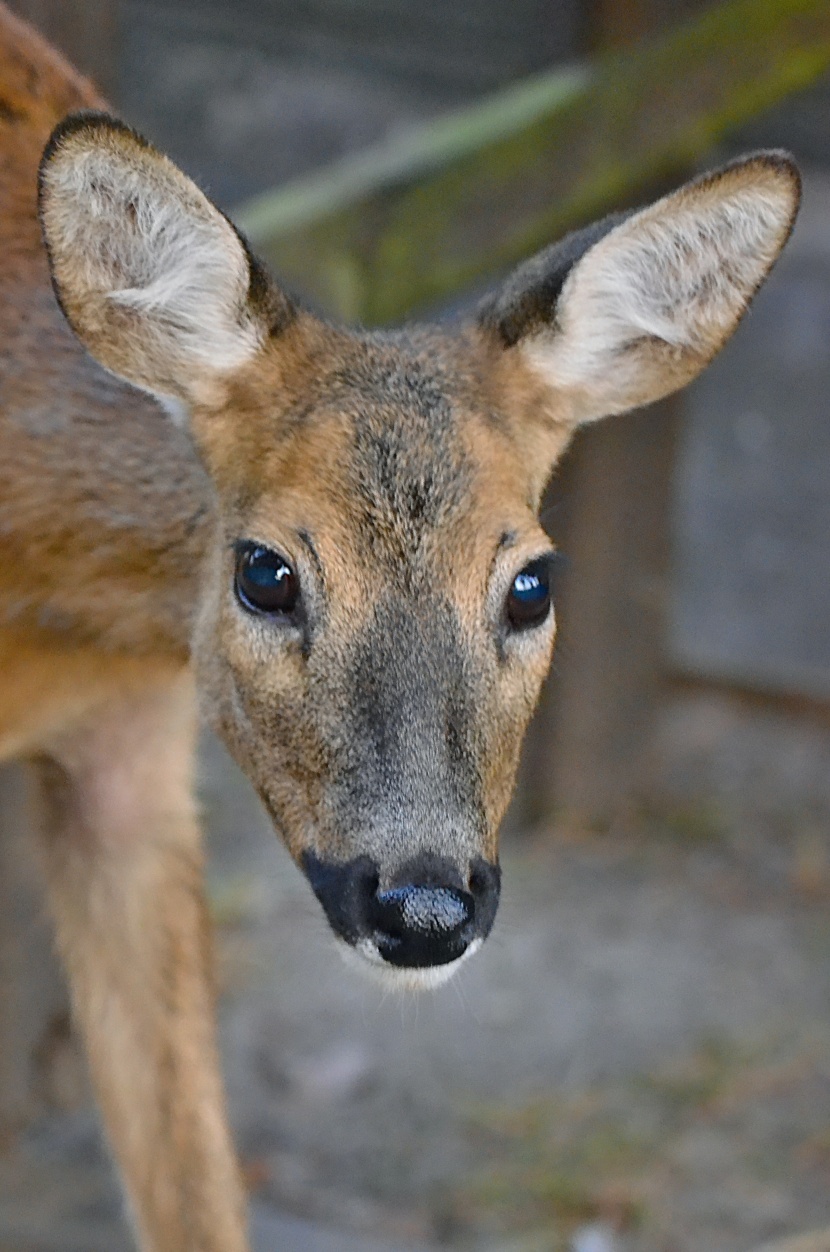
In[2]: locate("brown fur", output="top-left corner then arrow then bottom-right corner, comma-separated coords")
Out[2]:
0,4 -> 801,1248
0,9 -> 244,1247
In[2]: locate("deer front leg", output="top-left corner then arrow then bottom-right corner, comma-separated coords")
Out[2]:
30,671 -> 249,1252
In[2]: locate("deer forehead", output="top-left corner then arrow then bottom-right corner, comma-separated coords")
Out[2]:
211,329 -> 537,586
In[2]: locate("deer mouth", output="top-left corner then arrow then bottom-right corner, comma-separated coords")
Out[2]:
338,935 -> 484,990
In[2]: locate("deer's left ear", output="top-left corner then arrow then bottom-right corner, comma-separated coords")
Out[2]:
478,152 -> 800,430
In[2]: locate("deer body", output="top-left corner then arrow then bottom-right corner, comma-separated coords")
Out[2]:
0,14 -> 249,1248
0,5 -> 801,1250
0,11 -> 208,680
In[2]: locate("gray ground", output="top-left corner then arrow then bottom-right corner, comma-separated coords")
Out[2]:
4,694 -> 830,1252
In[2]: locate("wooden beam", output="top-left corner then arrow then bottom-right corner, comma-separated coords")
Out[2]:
515,0 -> 692,830
236,0 -> 830,325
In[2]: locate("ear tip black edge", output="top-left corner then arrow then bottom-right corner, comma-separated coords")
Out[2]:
39,110 -> 151,183
725,148 -> 802,201
37,110 -> 156,227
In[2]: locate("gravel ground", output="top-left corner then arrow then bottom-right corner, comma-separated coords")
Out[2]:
4,699 -> 830,1252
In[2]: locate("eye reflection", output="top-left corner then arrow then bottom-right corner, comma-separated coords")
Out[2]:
234,543 -> 299,616
505,555 -> 557,630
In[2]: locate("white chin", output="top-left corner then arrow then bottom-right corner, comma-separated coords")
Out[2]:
337,937 -> 483,991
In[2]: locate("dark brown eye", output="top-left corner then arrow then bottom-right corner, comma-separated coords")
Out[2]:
506,555 -> 555,630
235,543 -> 299,616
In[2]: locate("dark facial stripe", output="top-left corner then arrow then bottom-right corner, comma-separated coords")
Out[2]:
329,593 -> 485,858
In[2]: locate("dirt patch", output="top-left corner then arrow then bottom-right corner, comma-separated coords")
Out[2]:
4,724 -> 830,1251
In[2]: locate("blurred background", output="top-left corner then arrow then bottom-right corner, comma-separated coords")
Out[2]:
2,2 -> 830,1250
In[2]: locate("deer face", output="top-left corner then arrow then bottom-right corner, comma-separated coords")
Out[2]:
39,114 -> 799,985
188,325 -> 563,983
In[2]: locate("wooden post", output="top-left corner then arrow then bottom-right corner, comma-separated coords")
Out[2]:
516,399 -> 679,829
515,0 -> 702,831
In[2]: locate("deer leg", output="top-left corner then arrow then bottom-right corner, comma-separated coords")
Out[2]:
30,671 -> 249,1252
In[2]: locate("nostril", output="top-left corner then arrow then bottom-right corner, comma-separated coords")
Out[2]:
469,865 -> 487,898
371,885 -> 472,940
467,857 -> 501,938
469,859 -> 500,900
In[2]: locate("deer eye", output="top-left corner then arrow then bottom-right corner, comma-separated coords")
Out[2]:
506,556 -> 554,630
234,543 -> 299,616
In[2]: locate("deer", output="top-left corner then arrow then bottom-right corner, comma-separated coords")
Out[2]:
0,3 -> 802,1250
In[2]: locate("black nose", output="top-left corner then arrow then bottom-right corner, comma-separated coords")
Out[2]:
302,851 -> 501,969
369,883 -> 474,967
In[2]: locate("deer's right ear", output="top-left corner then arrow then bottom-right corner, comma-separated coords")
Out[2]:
39,112 -> 295,411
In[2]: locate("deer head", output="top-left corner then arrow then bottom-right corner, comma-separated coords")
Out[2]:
39,114 -> 799,987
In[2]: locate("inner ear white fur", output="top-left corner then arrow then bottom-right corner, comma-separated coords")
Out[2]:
97,160 -> 261,373
40,119 -> 264,402
521,157 -> 799,424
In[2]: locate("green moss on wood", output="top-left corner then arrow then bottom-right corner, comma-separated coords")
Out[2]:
234,0 -> 830,325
